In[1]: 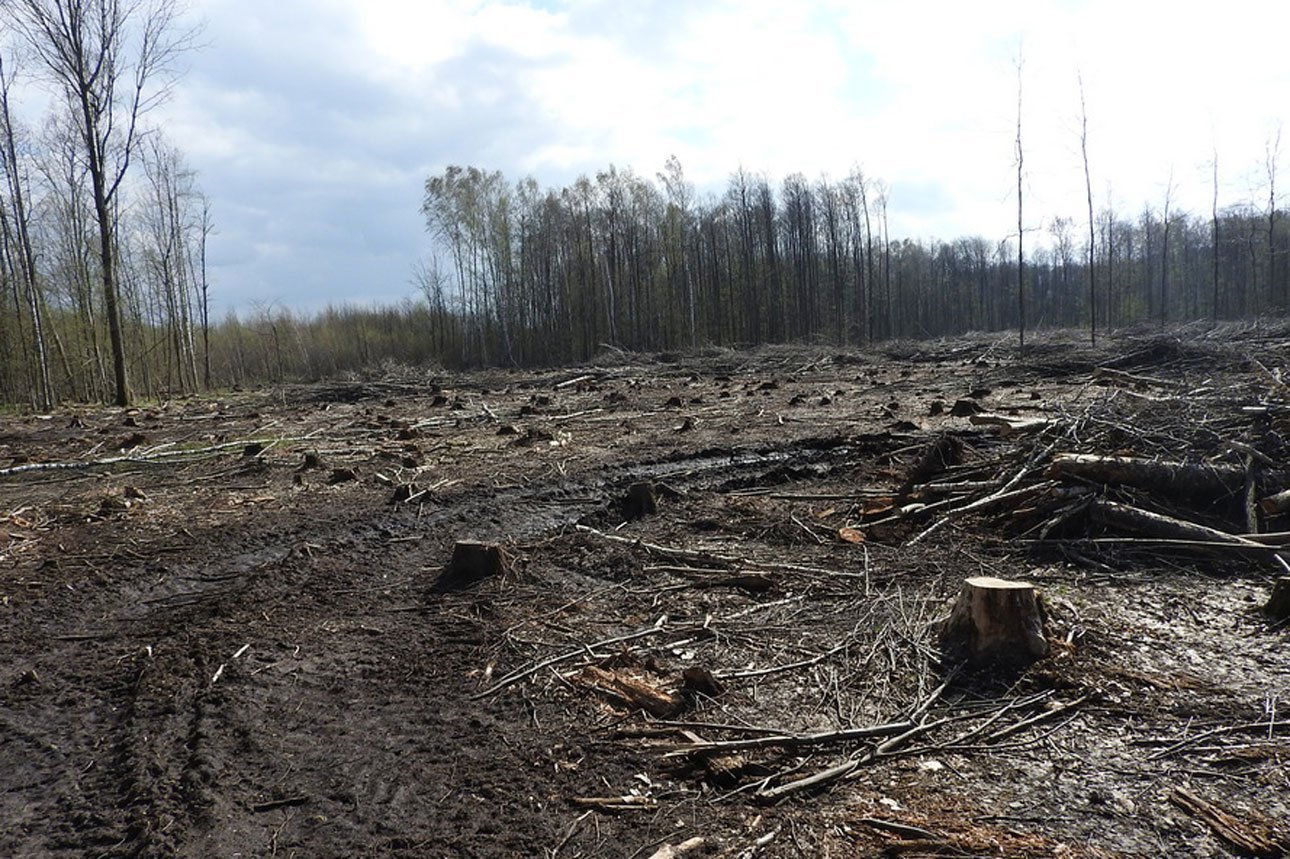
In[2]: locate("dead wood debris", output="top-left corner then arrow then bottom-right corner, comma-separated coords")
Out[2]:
1169,786 -> 1289,858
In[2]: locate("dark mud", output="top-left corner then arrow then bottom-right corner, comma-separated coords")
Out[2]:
3,330 -> 1289,857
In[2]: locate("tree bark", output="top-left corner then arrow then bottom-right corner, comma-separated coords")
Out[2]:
1048,452 -> 1258,497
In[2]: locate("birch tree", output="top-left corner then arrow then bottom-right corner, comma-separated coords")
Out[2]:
5,0 -> 195,406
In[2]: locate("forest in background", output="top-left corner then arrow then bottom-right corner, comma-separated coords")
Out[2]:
12,151 -> 1288,407
2,3 -> 1288,407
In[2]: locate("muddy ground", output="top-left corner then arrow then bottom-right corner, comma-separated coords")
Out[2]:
2,328 -> 1289,858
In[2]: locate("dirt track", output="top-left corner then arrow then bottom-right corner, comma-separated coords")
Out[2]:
3,331 -> 1289,857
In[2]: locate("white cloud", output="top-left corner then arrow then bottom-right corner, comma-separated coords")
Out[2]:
146,0 -> 1290,312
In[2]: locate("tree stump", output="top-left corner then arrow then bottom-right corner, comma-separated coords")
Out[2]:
440,541 -> 510,588
622,482 -> 658,520
939,576 -> 1049,665
1266,577 -> 1290,621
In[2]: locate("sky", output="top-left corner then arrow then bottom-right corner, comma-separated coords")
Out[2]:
140,0 -> 1290,315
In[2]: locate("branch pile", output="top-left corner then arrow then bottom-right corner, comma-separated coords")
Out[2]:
879,356 -> 1290,581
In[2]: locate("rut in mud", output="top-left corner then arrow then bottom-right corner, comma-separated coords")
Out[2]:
3,329 -> 1289,857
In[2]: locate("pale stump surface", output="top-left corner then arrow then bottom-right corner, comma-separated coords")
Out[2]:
940,576 -> 1049,664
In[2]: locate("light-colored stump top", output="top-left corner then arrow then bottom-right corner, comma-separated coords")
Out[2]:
964,576 -> 1036,590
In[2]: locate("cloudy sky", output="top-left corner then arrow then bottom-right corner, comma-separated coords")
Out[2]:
153,0 -> 1290,316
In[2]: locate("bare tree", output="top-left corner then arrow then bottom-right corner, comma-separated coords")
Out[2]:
1015,53 -> 1025,351
6,0 -> 195,406
0,50 -> 52,408
1078,72 -> 1096,344
1266,127 -> 1282,309
1160,170 -> 1174,325
1211,147 -> 1220,323
193,192 -> 212,388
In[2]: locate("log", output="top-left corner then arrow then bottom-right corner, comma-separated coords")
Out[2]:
968,413 -> 1053,435
1261,488 -> 1290,516
939,576 -> 1048,664
1266,578 -> 1290,621
1089,500 -> 1270,555
1048,453 -> 1249,497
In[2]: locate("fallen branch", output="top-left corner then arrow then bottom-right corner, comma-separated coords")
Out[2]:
0,437 -> 308,477
575,524 -> 739,566
472,618 -> 684,700
570,795 -> 658,811
579,666 -> 682,718
1092,366 -> 1184,389
670,721 -> 913,756
968,413 -> 1054,435
754,757 -> 860,803
1148,720 -> 1290,760
554,373 -> 596,390
984,694 -> 1091,743
855,818 -> 946,842
1169,786 -> 1287,857
907,482 -> 1054,546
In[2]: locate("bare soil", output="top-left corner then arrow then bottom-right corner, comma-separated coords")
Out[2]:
3,328 -> 1289,858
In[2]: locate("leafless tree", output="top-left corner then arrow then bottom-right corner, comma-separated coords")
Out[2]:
5,0 -> 196,405
1015,53 -> 1025,351
1078,72 -> 1096,344
0,50 -> 52,408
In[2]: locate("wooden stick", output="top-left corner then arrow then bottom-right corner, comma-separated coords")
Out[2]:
755,758 -> 860,802
1149,720 -> 1290,759
985,695 -> 1090,742
855,818 -> 946,842
472,620 -> 680,700
644,837 -> 706,859
570,795 -> 657,811
670,721 -> 913,755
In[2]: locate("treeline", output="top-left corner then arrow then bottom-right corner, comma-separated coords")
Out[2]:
8,146 -> 1290,405
417,162 -> 1290,367
196,155 -> 1289,388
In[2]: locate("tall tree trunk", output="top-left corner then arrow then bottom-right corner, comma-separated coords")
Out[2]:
1079,73 -> 1096,344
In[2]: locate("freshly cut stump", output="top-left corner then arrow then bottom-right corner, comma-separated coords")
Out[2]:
940,576 -> 1048,664
1266,577 -> 1290,621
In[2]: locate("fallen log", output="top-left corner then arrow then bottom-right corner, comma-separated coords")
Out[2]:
1048,453 -> 1252,497
968,413 -> 1054,435
1089,500 -> 1271,556
939,576 -> 1049,664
